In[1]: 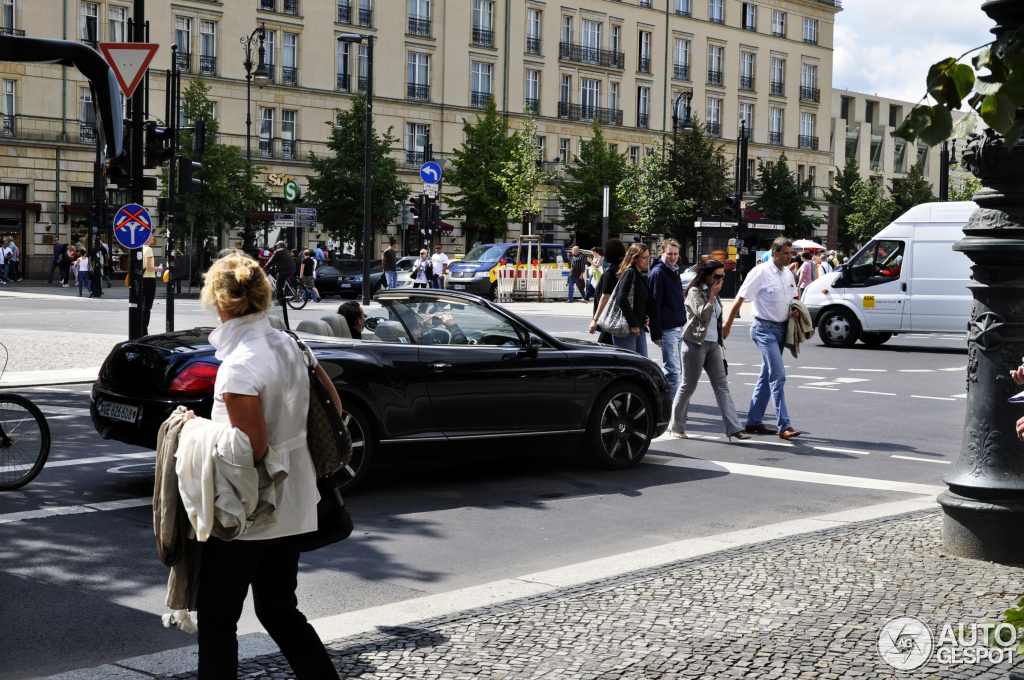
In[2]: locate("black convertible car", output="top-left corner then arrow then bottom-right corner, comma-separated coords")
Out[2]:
91,290 -> 670,491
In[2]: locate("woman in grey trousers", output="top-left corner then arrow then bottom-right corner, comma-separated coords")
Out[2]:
668,259 -> 751,441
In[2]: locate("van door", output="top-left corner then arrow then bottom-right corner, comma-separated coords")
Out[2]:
908,236 -> 974,332
840,238 -> 908,331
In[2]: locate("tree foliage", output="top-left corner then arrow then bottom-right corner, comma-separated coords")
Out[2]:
306,95 -> 407,252
822,155 -> 862,254
668,116 -> 730,255
445,97 -> 512,243
556,120 -> 629,245
846,174 -> 896,245
495,115 -> 553,229
617,146 -> 693,235
172,79 -> 272,249
950,172 -> 983,202
889,161 -> 936,216
748,153 -> 823,238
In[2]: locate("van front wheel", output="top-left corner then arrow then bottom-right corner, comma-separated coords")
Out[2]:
859,331 -> 893,347
818,308 -> 860,348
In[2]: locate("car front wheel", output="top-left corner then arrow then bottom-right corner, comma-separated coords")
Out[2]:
859,331 -> 893,347
581,382 -> 653,469
337,400 -> 375,492
817,308 -> 860,348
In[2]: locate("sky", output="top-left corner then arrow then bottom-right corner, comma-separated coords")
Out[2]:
833,0 -> 995,104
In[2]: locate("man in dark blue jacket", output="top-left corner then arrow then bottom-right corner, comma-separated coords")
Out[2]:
649,238 -> 687,396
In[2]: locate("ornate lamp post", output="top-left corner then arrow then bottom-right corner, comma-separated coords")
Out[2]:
240,24 -> 270,257
938,0 -> 1024,563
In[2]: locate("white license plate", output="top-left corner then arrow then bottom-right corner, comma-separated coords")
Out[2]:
453,284 -> 466,290
341,283 -> 352,288
99,400 -> 139,423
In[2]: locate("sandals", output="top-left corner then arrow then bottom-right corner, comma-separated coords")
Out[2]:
744,424 -> 779,435
669,432 -> 688,439
779,428 -> 802,440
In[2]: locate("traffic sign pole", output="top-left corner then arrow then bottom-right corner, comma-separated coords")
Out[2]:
127,0 -> 146,340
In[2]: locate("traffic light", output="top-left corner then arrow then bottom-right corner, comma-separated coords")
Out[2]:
410,195 -> 424,219
178,156 -> 202,195
428,202 -> 441,234
89,203 -> 101,224
192,119 -> 206,155
145,121 -> 174,168
725,194 -> 739,218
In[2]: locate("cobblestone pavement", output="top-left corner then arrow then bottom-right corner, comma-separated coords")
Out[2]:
157,510 -> 1024,680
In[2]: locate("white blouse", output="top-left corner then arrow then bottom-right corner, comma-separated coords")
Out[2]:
208,312 -> 319,540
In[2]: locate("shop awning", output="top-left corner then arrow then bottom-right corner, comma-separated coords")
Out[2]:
0,202 -> 42,211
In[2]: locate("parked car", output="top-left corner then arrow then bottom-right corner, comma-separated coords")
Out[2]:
680,264 -> 699,288
314,259 -> 386,298
90,290 -> 670,491
445,243 -> 569,300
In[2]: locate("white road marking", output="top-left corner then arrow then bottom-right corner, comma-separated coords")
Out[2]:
939,367 -> 966,372
803,381 -> 839,386
899,369 -> 935,373
912,395 -> 956,401
891,455 -> 951,465
0,452 -> 154,474
951,394 -> 967,399
0,496 -> 152,524
788,375 -> 826,380
833,377 -> 870,384
737,372 -> 761,376
814,446 -> 871,456
849,368 -> 886,372
799,367 -> 836,371
854,390 -> 896,396
799,386 -> 839,391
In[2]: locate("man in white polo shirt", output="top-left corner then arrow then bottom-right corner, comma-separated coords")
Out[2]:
722,236 -> 801,439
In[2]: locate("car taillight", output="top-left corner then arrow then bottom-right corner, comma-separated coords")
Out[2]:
98,360 -> 106,380
169,362 -> 219,397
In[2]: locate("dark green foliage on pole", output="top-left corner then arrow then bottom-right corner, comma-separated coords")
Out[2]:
669,116 -> 731,257
556,120 -> 629,246
822,155 -> 862,254
749,153 -> 823,238
306,95 -> 408,250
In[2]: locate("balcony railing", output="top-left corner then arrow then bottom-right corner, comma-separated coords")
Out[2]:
258,138 -> 274,157
675,9 -> 691,17
175,52 -> 191,74
557,102 -> 623,126
337,2 -> 350,22
804,36 -> 818,45
798,135 -> 819,150
739,75 -> 755,91
259,0 -> 275,10
526,36 -> 541,54
471,91 -> 491,108
266,65 -> 276,84
706,122 -> 721,138
359,8 -> 372,26
559,42 -> 625,69
199,55 -> 216,76
81,121 -> 97,142
800,86 -> 821,103
2,116 -> 14,136
743,22 -> 756,31
408,17 -> 431,36
280,138 -> 296,158
709,14 -> 723,24
407,83 -> 430,101
707,69 -> 723,86
525,98 -> 539,115
768,131 -> 783,145
0,27 -> 25,36
282,66 -> 298,86
640,0 -> 652,7
472,27 -> 493,46
357,75 -> 368,91
673,64 -> 690,80
772,29 -> 785,37
82,37 -> 99,49
770,80 -> 785,96
283,0 -> 298,14
637,113 -> 649,129
337,73 -> 350,90
406,150 -> 425,166
638,56 -> 651,74
0,114 -> 116,145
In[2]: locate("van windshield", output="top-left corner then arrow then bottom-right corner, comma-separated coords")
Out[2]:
461,246 -> 508,263
846,239 -> 905,285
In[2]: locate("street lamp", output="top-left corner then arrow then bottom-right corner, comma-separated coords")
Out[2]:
337,33 -> 375,306
240,24 -> 270,257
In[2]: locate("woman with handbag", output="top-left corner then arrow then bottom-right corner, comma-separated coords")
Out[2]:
588,238 -> 626,344
668,259 -> 750,441
608,243 -> 652,357
185,250 -> 341,679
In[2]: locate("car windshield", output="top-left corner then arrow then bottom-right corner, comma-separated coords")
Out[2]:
461,245 -> 508,263
367,295 -> 527,346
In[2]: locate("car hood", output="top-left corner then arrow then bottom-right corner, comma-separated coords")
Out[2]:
449,261 -> 496,273
555,335 -> 617,349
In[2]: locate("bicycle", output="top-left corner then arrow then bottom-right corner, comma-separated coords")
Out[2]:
0,343 -> 51,490
270,271 -> 309,311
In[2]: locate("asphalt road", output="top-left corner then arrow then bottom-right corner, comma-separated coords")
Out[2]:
0,292 -> 970,678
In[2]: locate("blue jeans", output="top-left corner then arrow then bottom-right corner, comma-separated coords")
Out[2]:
747,319 -> 790,431
567,275 -> 586,301
78,270 -> 93,295
659,326 -> 684,396
612,329 -> 649,357
385,270 -> 398,289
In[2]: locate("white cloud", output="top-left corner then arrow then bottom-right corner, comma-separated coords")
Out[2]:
833,0 -> 993,104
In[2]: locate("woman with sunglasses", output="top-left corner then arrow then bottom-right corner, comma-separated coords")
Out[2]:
668,259 -> 750,441
610,243 -> 652,357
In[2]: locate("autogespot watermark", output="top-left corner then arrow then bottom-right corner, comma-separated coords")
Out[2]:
878,617 -> 1018,671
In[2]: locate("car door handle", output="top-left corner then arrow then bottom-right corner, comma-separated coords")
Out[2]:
429,362 -> 452,371
902,282 -> 907,292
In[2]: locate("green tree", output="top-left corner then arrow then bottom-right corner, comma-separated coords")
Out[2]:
167,79 -> 272,250
749,153 -> 823,237
950,172 -> 982,202
556,120 -> 629,245
445,97 -> 512,243
847,174 -> 896,245
822,155 -> 864,254
306,95 -> 408,254
669,116 -> 730,255
617,146 -> 693,235
889,161 -> 936,216
495,115 -> 553,232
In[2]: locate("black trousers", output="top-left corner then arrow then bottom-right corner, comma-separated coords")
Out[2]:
46,261 -> 60,283
196,535 -> 338,680
142,277 -> 156,335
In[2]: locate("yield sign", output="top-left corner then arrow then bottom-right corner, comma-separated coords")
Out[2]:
99,43 -> 159,99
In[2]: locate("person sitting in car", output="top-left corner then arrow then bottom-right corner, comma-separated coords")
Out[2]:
337,301 -> 365,339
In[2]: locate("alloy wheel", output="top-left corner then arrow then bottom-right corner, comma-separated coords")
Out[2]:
597,391 -> 651,462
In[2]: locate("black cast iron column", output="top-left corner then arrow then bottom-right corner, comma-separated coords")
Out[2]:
938,0 -> 1024,563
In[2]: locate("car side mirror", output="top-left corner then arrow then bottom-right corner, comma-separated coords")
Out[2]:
522,331 -> 542,358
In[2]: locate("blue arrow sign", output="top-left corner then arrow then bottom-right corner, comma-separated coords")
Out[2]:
113,203 -> 153,249
420,161 -> 442,184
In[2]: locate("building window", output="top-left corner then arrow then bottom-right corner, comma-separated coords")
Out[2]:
282,33 -> 298,85
637,86 -> 649,128
200,21 -> 216,76
406,122 -> 428,165
264,29 -> 276,84
706,97 -> 721,137
472,0 -> 493,46
336,41 -> 350,91
408,0 -> 430,37
808,166 -> 816,193
109,6 -> 127,43
799,112 -> 816,149
525,69 -> 539,114
629,146 -> 639,164
800,64 -> 819,102
674,39 -> 690,80
888,104 -> 902,128
770,57 -> 785,96
708,0 -> 723,24
739,102 -> 753,136
80,87 -> 96,141
739,52 -> 755,91
2,79 -> 13,136
526,8 -> 541,54
407,52 -> 429,101
358,43 -> 368,91
581,20 -> 601,63
865,100 -> 876,125
772,10 -> 785,37
281,110 -> 296,158
175,17 -> 192,73
259,107 -> 274,157
536,136 -> 546,160
803,18 -> 818,45
581,78 -> 600,119
707,44 -> 723,85
742,3 -> 756,30
471,61 -> 492,107
357,0 -> 372,27
81,2 -> 99,45
2,0 -> 15,32
675,0 -> 691,16
769,107 -> 783,145
560,74 -> 571,104
561,15 -> 572,44
611,25 -> 621,56
638,31 -> 651,74
840,96 -> 851,120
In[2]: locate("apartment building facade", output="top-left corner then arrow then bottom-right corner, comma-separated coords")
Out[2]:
0,0 -> 840,277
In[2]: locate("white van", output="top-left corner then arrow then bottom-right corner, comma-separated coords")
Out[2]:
803,201 -> 977,347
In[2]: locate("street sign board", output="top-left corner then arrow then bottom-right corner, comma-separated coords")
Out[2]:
296,207 -> 317,216
99,43 -> 160,99
419,161 -> 442,184
113,203 -> 152,249
423,182 -> 439,196
275,220 -> 295,228
274,213 -> 295,221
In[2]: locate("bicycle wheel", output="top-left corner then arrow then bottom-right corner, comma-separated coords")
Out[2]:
286,282 -> 308,310
0,394 -> 50,490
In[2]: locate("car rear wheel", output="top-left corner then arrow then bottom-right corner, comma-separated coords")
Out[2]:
487,282 -> 498,301
581,382 -> 653,470
817,308 -> 860,348
337,400 -> 374,492
859,331 -> 893,347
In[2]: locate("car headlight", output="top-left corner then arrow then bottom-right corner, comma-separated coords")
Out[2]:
474,270 -> 492,278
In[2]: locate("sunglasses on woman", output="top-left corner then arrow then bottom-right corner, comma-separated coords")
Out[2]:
712,273 -> 725,279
